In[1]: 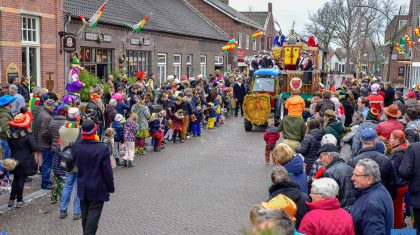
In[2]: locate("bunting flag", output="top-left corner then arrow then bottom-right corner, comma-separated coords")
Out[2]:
124,15 -> 150,33
80,0 -> 108,29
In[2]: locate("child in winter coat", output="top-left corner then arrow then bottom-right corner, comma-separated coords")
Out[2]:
192,105 -> 204,137
149,113 -> 164,152
0,159 -> 17,193
285,89 -> 305,118
263,119 -> 280,164
111,114 -> 124,164
122,113 -> 139,168
171,109 -> 184,143
208,102 -> 216,129
102,128 -> 116,169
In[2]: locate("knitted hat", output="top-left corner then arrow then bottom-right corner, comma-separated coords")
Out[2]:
321,134 -> 337,146
81,120 -> 97,136
44,99 -> 57,107
109,98 -> 117,107
272,143 -> 295,165
371,83 -> 380,94
114,114 -> 123,122
361,128 -> 377,141
383,104 -> 401,118
67,107 -> 80,120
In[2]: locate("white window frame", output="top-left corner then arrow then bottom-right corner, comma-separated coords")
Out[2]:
215,56 -> 223,65
200,55 -> 207,76
238,33 -> 242,49
157,53 -> 167,84
399,19 -> 407,28
173,54 -> 181,77
21,16 -> 40,87
253,40 -> 257,50
246,35 -> 249,50
259,38 -> 262,51
186,54 -> 193,77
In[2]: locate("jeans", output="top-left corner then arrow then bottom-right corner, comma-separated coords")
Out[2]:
81,200 -> 104,235
0,139 -> 11,159
60,173 -> 81,214
235,100 -> 244,116
41,148 -> 53,188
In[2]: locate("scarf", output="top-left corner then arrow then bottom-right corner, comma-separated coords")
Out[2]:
7,128 -> 31,139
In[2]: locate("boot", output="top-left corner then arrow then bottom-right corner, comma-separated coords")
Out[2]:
121,159 -> 128,168
115,158 -> 122,166
154,146 -> 161,152
128,161 -> 135,168
8,199 -> 14,207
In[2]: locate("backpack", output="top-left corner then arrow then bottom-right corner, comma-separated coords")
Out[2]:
57,143 -> 75,172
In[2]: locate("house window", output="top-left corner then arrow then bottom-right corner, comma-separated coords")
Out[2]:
215,55 -> 224,70
157,53 -> 167,85
186,55 -> 193,77
173,54 -> 181,77
253,40 -> 257,50
238,33 -> 242,49
21,16 -> 40,87
126,50 -> 151,78
246,35 -> 249,50
80,47 -> 113,80
399,20 -> 407,28
200,55 -> 207,76
267,37 -> 272,50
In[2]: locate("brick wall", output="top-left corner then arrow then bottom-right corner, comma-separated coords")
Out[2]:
67,20 -> 225,82
0,0 -> 64,94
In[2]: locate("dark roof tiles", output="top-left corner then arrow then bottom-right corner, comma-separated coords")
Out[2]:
64,0 -> 228,41
240,12 -> 269,29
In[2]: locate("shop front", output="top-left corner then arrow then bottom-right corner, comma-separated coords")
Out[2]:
79,47 -> 113,80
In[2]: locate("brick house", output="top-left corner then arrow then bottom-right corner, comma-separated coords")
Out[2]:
186,0 -> 263,72
240,3 -> 276,52
0,0 -> 65,93
64,0 -> 228,86
384,0 -> 420,86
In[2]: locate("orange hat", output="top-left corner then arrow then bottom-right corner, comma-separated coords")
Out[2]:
261,194 -> 297,220
8,112 -> 33,129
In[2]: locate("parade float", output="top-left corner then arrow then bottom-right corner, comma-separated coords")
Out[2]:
243,25 -> 322,131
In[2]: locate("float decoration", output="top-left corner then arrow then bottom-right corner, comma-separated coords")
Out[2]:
415,26 -> 420,36
251,30 -> 264,41
77,0 -> 108,35
221,39 -> 238,54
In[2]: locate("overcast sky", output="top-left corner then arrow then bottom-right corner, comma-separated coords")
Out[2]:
229,0 -> 410,34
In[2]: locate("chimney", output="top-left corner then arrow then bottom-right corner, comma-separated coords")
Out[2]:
268,2 -> 272,13
219,0 -> 229,5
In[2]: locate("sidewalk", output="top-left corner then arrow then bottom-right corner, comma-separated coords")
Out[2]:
0,174 -> 42,210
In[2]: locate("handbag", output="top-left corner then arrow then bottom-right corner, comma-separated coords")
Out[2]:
0,177 -> 11,193
57,143 -> 75,172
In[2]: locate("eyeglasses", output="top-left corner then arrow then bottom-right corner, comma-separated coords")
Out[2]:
352,172 -> 369,177
310,192 -> 323,196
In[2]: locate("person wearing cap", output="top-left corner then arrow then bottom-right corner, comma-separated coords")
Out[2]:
384,82 -> 395,107
58,107 -> 82,220
376,104 -> 404,141
111,114 -> 124,164
1,83 -> 9,97
317,144 -> 356,209
299,178 -> 355,235
350,158 -> 394,235
17,76 -> 30,103
0,95 -> 17,160
71,119 -> 114,234
323,109 -> 344,143
387,129 -> 408,229
233,77 -> 246,117
8,84 -> 26,117
349,128 -> 396,197
268,165 -> 310,228
367,83 -> 384,116
37,98 -> 57,190
7,112 -> 38,208
394,91 -> 406,116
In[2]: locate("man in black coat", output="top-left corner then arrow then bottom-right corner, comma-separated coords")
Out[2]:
384,83 -> 395,107
400,142 -> 420,230
317,144 -> 357,209
233,77 -> 246,117
17,76 -> 30,103
348,128 -> 396,198
72,120 -> 114,234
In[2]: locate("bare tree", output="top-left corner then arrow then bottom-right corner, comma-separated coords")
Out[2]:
304,2 -> 337,49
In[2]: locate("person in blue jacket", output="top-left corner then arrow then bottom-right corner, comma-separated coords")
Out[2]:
111,114 -> 124,165
350,158 -> 394,235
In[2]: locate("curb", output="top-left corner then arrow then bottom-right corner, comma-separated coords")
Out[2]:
0,189 -> 49,214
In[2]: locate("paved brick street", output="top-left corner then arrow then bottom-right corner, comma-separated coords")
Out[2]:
0,118 -> 271,235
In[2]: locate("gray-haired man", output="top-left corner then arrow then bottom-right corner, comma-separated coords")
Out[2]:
8,84 -> 26,116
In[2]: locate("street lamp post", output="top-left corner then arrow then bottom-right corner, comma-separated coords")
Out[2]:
353,5 -> 402,82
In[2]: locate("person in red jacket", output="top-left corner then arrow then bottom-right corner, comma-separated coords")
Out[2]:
264,119 -> 280,164
367,83 -> 384,116
376,104 -> 404,141
299,178 -> 355,235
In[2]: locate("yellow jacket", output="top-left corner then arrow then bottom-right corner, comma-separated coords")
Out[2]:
285,95 -> 305,117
